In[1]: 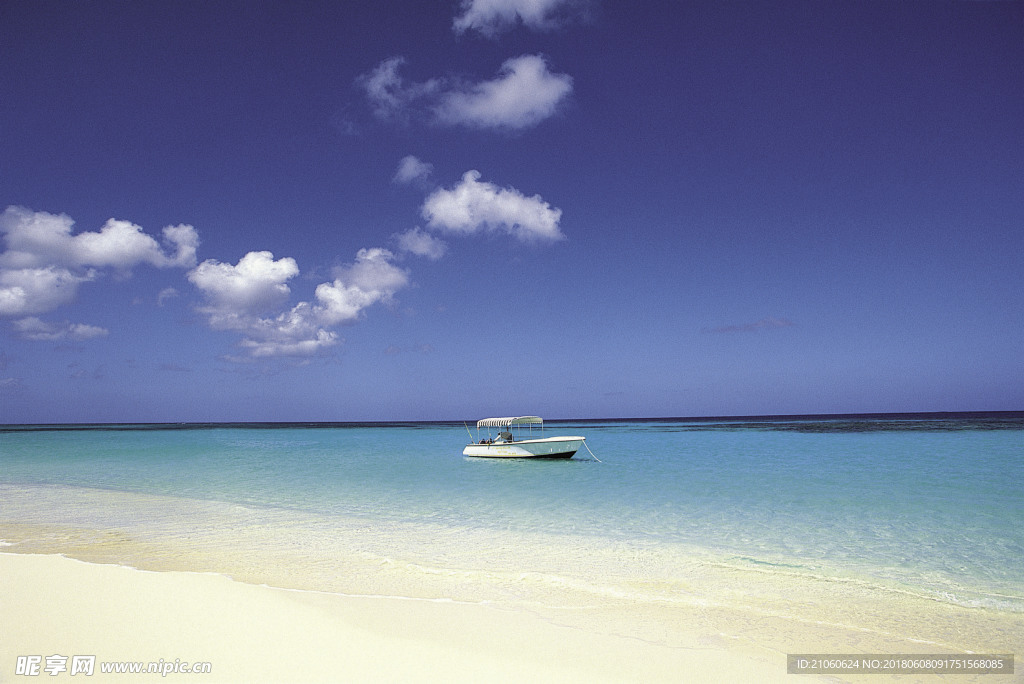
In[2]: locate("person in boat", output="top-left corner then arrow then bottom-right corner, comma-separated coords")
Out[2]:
497,430 -> 513,442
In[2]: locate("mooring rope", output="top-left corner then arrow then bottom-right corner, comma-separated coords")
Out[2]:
582,439 -> 603,463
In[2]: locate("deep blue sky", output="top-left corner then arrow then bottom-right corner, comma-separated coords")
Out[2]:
1,0 -> 1022,422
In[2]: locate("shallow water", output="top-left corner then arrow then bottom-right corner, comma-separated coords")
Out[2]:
2,413 -> 1022,656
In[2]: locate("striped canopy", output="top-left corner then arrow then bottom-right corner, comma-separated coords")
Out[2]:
476,416 -> 543,428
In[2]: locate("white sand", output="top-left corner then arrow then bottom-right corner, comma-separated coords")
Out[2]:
0,553 -> 791,683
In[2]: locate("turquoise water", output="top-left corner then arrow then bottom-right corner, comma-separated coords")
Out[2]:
2,413 -> 1022,614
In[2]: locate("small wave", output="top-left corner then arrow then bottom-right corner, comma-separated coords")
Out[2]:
933,591 -> 1024,614
265,582 -> 498,607
729,555 -> 809,570
690,552 -> 1023,614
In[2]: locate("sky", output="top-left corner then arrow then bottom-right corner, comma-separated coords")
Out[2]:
1,0 -> 1022,423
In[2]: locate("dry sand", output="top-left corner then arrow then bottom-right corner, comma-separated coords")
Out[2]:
1,552 -> 793,683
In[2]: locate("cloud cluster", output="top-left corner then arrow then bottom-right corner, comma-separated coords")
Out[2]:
422,170 -> 564,241
361,0 -> 580,129
4,0 -> 580,363
0,207 -> 197,274
453,0 -> 585,36
1,178 -> 558,359
0,206 -> 198,338
0,207 -> 416,360
188,248 -> 409,360
360,54 -> 571,130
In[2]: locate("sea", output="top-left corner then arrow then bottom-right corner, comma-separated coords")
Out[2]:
2,412 -> 1022,658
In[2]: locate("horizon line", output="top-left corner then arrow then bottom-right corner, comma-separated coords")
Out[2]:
3,409 -> 1022,431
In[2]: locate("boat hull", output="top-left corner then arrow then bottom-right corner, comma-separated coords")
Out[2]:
463,436 -> 585,459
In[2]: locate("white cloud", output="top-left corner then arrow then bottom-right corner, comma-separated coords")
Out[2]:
188,248 -> 410,360
0,206 -> 197,271
160,224 -> 200,268
157,287 -> 179,306
239,328 -> 339,360
359,54 -> 571,130
0,206 -> 198,327
187,251 -> 298,328
453,0 -> 585,36
12,317 -> 109,341
360,57 -> 405,119
422,170 -> 564,241
438,55 -> 572,130
0,265 -> 94,317
359,57 -> 440,123
334,247 -> 409,294
393,155 -> 434,185
320,248 -> 410,324
394,227 -> 448,260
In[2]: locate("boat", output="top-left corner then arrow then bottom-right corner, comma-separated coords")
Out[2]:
463,416 -> 585,459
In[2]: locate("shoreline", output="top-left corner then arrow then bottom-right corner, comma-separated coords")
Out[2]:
4,550 -> 1020,683
2,480 -> 1021,682
0,552 -> 792,683
4,497 -> 1019,679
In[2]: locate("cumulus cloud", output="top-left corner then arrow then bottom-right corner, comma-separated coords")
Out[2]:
187,251 -> 299,328
0,265 -> 93,317
188,248 -> 410,360
320,248 -> 410,324
0,206 -> 199,339
393,155 -> 434,185
435,55 -> 572,129
358,55 -> 571,130
421,170 -> 564,241
0,206 -> 197,272
453,0 -> 585,37
394,227 -> 448,260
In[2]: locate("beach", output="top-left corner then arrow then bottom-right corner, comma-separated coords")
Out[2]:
1,417 -> 1021,682
1,519 -> 1019,683
1,552 -> 799,684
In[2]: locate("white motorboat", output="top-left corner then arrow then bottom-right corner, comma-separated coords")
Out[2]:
463,416 -> 585,459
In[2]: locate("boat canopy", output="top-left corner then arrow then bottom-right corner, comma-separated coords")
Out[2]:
476,416 -> 543,428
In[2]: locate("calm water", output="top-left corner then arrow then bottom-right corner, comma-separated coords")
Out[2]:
2,413 -> 1022,614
